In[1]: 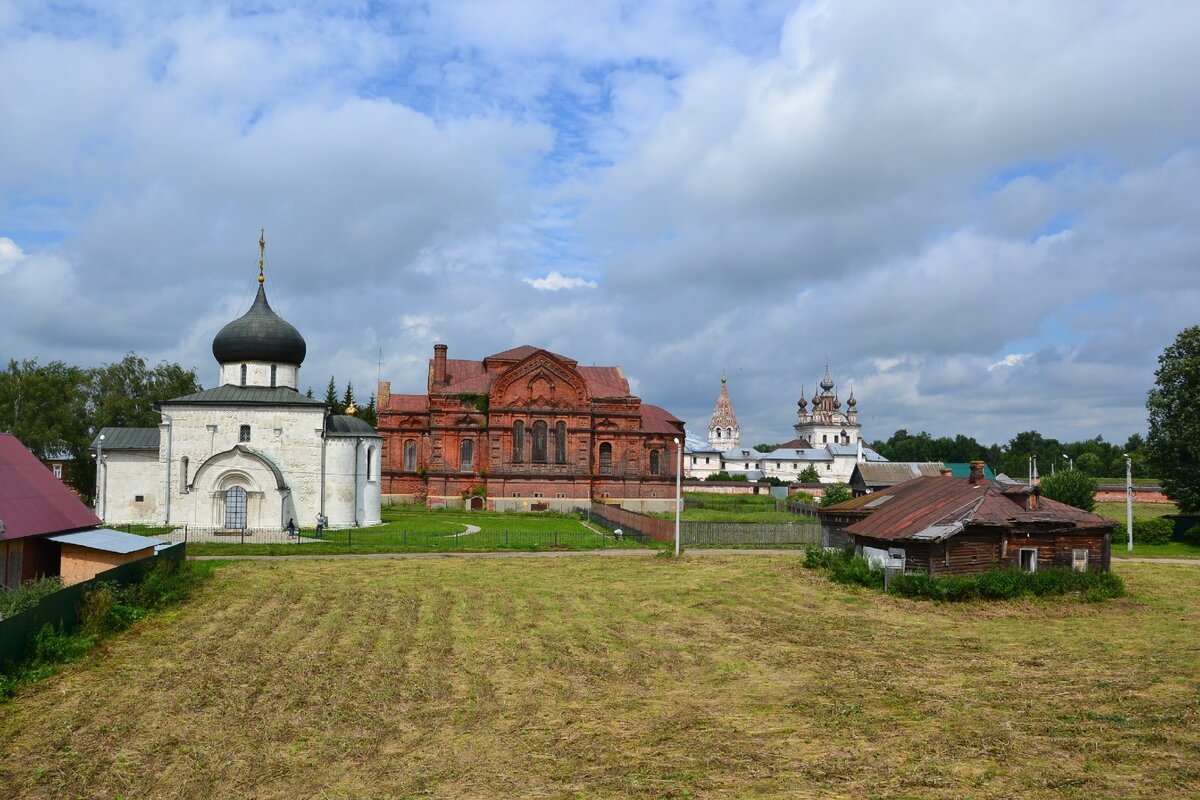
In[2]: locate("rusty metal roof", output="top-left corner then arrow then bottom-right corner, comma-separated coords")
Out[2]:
0,433 -> 101,541
851,462 -> 945,486
825,475 -> 1114,542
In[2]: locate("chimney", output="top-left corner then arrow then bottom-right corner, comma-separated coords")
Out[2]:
968,460 -> 986,484
433,344 -> 447,388
377,380 -> 391,411
940,468 -> 953,477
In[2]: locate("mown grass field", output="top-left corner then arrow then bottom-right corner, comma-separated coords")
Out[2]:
2,557 -> 1198,798
181,505 -> 651,556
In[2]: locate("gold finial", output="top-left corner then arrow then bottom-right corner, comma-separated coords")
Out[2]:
346,403 -> 357,416
258,229 -> 265,284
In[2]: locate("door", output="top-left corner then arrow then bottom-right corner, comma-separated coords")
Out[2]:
225,486 -> 248,529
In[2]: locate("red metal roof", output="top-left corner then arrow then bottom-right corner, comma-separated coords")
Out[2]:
827,476 -> 1113,542
641,404 -> 685,435
385,394 -> 430,413
0,433 -> 101,541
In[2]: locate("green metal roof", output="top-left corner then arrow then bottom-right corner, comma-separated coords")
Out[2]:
326,415 -> 380,437
91,427 -> 160,450
160,385 -> 325,407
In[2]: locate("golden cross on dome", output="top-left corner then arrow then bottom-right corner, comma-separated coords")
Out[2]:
258,229 -> 266,284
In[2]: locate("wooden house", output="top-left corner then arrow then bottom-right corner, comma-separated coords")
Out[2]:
821,461 -> 1113,575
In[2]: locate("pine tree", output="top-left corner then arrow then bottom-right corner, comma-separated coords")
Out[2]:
324,377 -> 343,415
342,380 -> 356,412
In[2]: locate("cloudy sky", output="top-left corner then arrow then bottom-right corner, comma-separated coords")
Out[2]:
2,1 -> 1197,448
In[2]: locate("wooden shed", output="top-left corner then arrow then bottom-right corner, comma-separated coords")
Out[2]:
47,530 -> 165,586
821,462 -> 1113,575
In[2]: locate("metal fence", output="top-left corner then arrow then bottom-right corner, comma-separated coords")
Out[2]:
0,542 -> 186,667
681,522 -> 820,547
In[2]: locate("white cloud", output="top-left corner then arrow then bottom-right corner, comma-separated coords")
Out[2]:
0,237 -> 24,275
522,271 -> 598,291
988,354 -> 1031,372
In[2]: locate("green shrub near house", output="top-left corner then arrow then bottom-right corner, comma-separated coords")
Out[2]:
802,546 -> 1124,601
1113,516 -> 1175,545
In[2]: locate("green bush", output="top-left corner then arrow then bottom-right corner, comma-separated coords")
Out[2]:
0,576 -> 64,620
819,484 -> 853,507
1181,524 -> 1200,545
1114,516 -> 1175,545
787,491 -> 816,504
1039,469 -> 1098,512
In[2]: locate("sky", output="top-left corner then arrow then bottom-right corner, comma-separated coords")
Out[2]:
2,0 -> 1198,449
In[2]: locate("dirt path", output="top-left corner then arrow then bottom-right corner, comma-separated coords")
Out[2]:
1112,556 -> 1200,565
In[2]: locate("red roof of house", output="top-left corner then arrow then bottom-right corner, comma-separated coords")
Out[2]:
827,476 -> 1113,542
0,433 -> 100,541
385,394 -> 431,413
641,404 -> 685,435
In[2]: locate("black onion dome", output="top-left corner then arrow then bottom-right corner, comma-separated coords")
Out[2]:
212,283 -> 307,365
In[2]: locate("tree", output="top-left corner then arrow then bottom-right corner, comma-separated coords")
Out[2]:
1039,469 -> 1098,513
359,395 -> 377,427
1147,326 -> 1200,513
0,359 -> 90,459
798,465 -> 821,483
819,483 -> 853,507
323,376 -> 344,415
342,380 -> 356,412
1075,452 -> 1102,477
89,352 -> 201,431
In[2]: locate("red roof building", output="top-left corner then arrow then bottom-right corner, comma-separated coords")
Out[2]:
1,433 -> 102,590
819,461 -> 1114,575
376,344 -> 685,510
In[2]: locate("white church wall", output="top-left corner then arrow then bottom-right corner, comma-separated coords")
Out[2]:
324,437 -> 383,527
217,362 -> 299,389
99,451 -> 161,524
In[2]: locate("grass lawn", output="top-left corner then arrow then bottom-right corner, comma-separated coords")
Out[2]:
1093,501 -> 1178,521
1092,501 -> 1200,558
2,557 -> 1198,798
183,505 -> 652,556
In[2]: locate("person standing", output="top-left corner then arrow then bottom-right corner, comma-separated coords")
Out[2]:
315,512 -> 325,538
286,517 -> 297,539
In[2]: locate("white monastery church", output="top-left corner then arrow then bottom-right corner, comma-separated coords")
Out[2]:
92,237 -> 382,530
685,369 -> 887,484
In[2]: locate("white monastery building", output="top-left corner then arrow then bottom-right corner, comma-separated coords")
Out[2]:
685,369 -> 887,484
92,238 -> 381,530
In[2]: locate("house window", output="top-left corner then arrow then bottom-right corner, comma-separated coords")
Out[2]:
555,421 -> 567,464
239,425 -> 251,442
135,495 -> 144,502
555,492 -> 565,499
1072,548 -> 1089,572
52,463 -> 62,479
533,492 -> 543,498
705,457 -> 710,464
649,449 -> 661,476
1020,548 -> 1038,572
650,491 -> 657,498
240,364 -> 247,386
512,420 -> 524,462
460,439 -> 474,472
403,440 -> 417,472
599,442 -> 613,475
532,420 -> 548,462
511,492 -> 520,498
270,365 -> 277,387
224,486 -> 247,528
823,434 -> 828,443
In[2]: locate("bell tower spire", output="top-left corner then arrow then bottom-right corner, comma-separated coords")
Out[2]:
708,375 -> 740,450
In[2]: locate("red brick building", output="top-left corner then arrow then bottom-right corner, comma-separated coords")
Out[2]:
377,345 -> 685,510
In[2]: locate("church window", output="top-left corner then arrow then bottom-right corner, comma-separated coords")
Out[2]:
239,425 -> 251,442
460,439 -> 474,472
715,429 -> 721,439
726,427 -> 732,439
180,456 -> 189,487
649,449 -> 661,476
270,365 -> 277,387
822,435 -> 828,443
367,446 -> 375,482
224,486 -> 247,529
512,421 -> 524,462
555,421 -> 567,464
240,364 -> 247,386
599,442 -> 613,475
403,440 -> 417,471
532,421 -> 548,463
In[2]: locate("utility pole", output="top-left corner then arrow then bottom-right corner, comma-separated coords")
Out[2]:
1125,454 -> 1133,552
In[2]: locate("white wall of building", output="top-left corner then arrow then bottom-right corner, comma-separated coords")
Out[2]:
217,361 -> 299,389
98,450 -> 161,524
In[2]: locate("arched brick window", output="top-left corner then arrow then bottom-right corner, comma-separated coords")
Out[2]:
513,420 -> 524,462
532,421 -> 548,463
555,421 -> 567,464
649,449 -> 661,476
403,439 -> 417,472
460,439 -> 474,472
599,442 -> 613,475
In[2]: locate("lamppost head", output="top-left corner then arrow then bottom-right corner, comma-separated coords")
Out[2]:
673,437 -> 680,444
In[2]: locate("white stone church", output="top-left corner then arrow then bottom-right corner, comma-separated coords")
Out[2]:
93,244 -> 381,530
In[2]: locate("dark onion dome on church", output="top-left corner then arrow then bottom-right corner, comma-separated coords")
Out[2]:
212,282 -> 307,366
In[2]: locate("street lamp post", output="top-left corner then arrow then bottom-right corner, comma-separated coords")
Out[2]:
673,437 -> 682,556
1063,453 -> 1073,472
1125,454 -> 1133,552
93,433 -> 105,519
